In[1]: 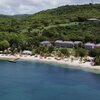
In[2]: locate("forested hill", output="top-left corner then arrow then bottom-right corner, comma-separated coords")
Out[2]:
0,4 -> 100,50
0,4 -> 100,31
25,4 -> 100,24
31,4 -> 100,19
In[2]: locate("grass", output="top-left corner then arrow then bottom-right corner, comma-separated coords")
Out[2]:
31,22 -> 79,32
44,22 -> 79,29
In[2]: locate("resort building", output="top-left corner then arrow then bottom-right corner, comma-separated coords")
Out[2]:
87,18 -> 99,21
55,40 -> 63,47
40,41 -> 52,47
63,41 -> 74,48
95,43 -> 100,48
84,43 -> 95,50
22,50 -> 32,55
55,40 -> 74,48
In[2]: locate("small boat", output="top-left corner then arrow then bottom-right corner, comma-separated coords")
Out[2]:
9,58 -> 20,63
9,60 -> 16,63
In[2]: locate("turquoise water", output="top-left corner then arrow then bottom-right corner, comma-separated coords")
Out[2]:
0,61 -> 100,100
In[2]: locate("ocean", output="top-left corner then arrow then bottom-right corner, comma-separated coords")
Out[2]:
0,60 -> 100,100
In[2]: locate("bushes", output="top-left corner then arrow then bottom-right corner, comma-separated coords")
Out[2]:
60,48 -> 70,57
89,48 -> 100,65
0,40 -> 10,50
75,48 -> 88,57
94,56 -> 100,65
89,48 -> 100,57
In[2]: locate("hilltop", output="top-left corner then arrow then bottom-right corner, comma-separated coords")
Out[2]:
0,4 -> 100,50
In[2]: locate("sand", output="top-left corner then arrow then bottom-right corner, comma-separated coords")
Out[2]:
0,54 -> 100,70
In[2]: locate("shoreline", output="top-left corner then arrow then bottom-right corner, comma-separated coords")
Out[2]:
0,54 -> 100,71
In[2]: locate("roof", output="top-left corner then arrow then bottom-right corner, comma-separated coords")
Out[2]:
74,41 -> 82,44
84,43 -> 95,46
55,40 -> 63,43
63,41 -> 74,44
55,40 -> 74,44
40,41 -> 51,44
96,43 -> 100,47
88,18 -> 98,21
22,50 -> 32,54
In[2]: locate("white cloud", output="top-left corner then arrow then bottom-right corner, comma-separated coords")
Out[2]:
0,0 -> 59,15
0,0 -> 100,15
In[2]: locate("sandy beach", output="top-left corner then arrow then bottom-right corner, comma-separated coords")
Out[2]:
0,54 -> 100,70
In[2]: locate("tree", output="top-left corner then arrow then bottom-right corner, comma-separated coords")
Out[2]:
89,48 -> 100,57
75,48 -> 88,57
34,46 -> 48,56
48,46 -> 54,53
77,17 -> 87,22
0,40 -> 10,50
94,56 -> 100,65
60,48 -> 70,57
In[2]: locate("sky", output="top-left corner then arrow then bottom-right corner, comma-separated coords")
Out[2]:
0,0 -> 100,15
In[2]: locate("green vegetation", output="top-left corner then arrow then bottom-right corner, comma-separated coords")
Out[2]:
0,40 -> 10,50
0,4 -> 100,47
94,56 -> 100,65
75,48 -> 88,57
89,48 -> 100,57
0,4 -> 100,65
89,48 -> 100,65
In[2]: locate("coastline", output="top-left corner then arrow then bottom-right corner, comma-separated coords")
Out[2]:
0,54 -> 100,71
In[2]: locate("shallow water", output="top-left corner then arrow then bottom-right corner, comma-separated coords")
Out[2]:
0,61 -> 100,100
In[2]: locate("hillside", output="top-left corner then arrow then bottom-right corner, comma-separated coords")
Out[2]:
0,4 -> 100,50
24,4 -> 100,26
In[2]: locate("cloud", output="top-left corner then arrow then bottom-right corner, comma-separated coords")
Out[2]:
0,0 -> 58,15
0,0 -> 100,15
58,0 -> 100,5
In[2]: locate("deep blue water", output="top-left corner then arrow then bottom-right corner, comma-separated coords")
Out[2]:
0,61 -> 100,100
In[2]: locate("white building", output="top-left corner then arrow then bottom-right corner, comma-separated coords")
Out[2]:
84,43 -> 95,50
55,40 -> 74,48
40,41 -> 52,47
95,43 -> 100,48
22,50 -> 32,55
